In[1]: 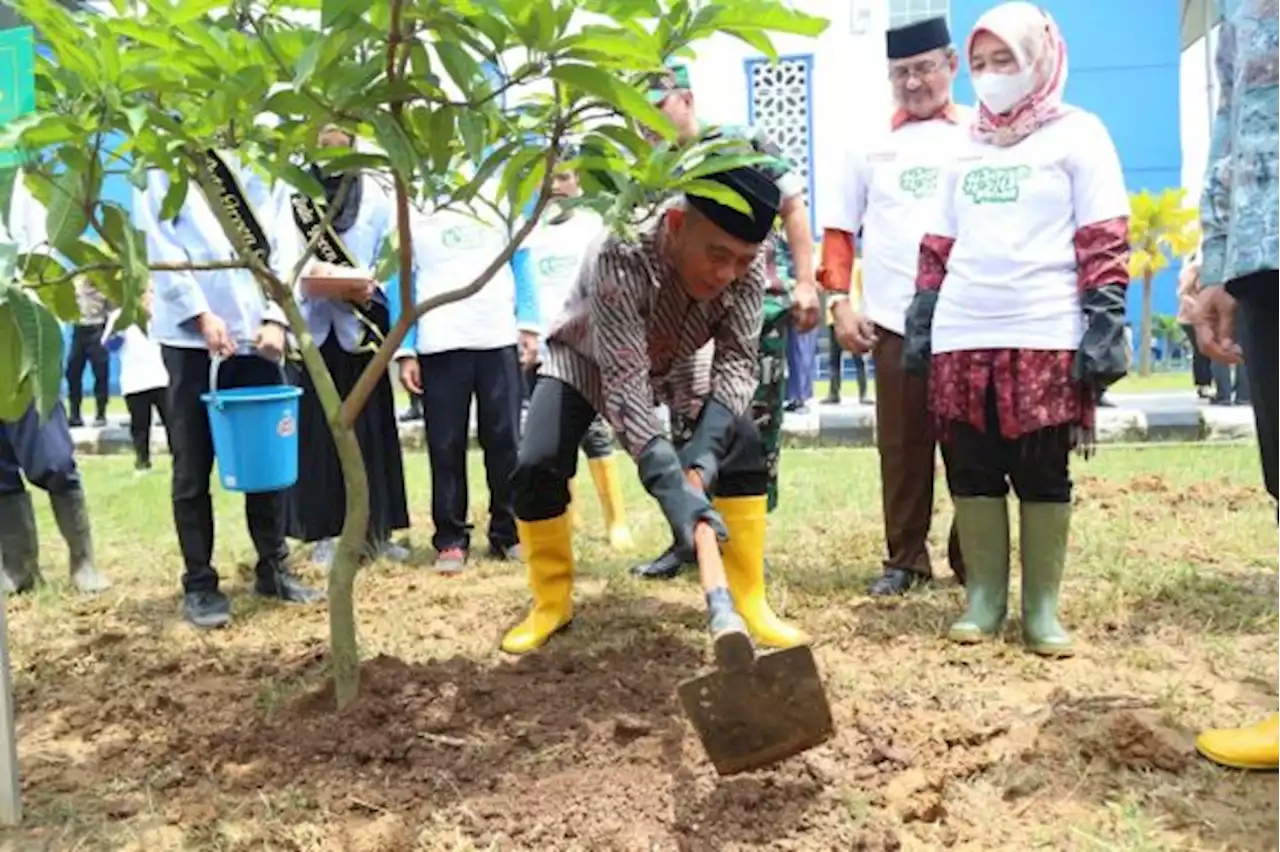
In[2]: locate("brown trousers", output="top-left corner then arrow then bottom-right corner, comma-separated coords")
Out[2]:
873,328 -> 965,580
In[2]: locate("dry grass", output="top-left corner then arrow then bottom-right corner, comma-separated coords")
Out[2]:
0,443 -> 1275,852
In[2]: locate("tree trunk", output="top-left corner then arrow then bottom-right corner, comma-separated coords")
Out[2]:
1139,271 -> 1154,377
274,298 -> 368,709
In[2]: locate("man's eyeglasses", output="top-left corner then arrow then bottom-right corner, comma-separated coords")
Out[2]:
888,60 -> 942,82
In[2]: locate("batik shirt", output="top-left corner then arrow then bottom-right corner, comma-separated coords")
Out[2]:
1200,0 -> 1279,286
542,217 -> 764,459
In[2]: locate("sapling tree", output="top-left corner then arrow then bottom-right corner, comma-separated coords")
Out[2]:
0,0 -> 827,708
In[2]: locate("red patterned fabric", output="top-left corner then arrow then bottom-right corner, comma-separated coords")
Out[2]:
917,234 -> 955,292
1074,216 -> 1130,291
930,349 -> 1094,441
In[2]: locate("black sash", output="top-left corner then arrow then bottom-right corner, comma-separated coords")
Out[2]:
197,149 -> 273,271
289,189 -> 386,346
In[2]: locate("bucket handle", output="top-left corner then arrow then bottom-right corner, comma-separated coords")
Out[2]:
207,341 -> 290,411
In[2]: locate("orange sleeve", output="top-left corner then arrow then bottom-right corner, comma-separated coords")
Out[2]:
816,228 -> 856,294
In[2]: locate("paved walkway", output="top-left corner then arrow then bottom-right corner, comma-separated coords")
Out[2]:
68,392 -> 1256,457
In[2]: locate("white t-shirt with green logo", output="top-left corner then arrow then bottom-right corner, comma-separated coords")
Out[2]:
404,207 -> 519,355
823,111 -> 971,335
518,210 -> 607,359
930,109 -> 1129,354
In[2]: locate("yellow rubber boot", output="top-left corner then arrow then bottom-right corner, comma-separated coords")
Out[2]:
1196,713 -> 1280,770
715,495 -> 809,648
587,455 -> 635,551
501,515 -> 575,654
567,477 -> 583,529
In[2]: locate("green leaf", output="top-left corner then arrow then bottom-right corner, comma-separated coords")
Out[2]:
682,178 -> 751,214
371,113 -> 418,180
160,171 -> 189,222
435,41 -> 483,99
7,288 -> 62,420
549,63 -> 675,141
44,169 -> 95,255
0,295 -> 33,420
19,254 -> 78,321
322,0 -> 374,27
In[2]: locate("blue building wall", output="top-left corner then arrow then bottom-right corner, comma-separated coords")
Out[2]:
948,0 -> 1184,321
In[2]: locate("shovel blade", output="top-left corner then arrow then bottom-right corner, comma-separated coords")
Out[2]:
677,644 -> 834,776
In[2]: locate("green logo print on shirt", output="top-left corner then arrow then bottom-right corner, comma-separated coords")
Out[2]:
898,166 -> 939,199
441,224 -> 487,250
962,165 -> 1033,204
538,254 -> 579,278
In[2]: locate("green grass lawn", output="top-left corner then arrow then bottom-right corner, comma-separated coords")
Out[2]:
2,443 -> 1276,851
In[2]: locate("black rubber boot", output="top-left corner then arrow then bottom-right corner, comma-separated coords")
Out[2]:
630,543 -> 694,580
49,488 -> 111,594
0,491 -> 42,594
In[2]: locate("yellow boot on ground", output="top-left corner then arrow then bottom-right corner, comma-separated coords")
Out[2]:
1196,713 -> 1280,770
587,455 -> 635,551
567,477 -> 583,530
501,514 -> 575,654
715,495 -> 809,649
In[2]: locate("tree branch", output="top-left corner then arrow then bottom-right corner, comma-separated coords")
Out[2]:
337,98 -> 572,429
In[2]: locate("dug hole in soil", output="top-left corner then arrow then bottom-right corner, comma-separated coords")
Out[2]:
165,644 -> 1206,851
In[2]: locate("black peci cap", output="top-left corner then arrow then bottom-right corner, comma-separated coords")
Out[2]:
686,163 -> 781,245
886,16 -> 951,60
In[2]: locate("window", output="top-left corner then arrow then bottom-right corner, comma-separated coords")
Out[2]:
745,55 -> 815,229
887,0 -> 949,29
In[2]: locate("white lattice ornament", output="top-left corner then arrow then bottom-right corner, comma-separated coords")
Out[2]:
748,59 -> 812,204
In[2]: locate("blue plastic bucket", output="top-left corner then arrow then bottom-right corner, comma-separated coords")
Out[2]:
200,357 -> 303,493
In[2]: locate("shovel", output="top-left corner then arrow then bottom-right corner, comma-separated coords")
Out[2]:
677,522 -> 835,776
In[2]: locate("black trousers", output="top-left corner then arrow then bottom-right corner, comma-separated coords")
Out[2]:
1227,270 -> 1278,501
67,323 -> 110,420
514,378 -> 768,522
161,346 -> 289,593
941,387 -> 1073,504
1181,323 -> 1213,387
419,346 -> 522,553
124,387 -> 168,466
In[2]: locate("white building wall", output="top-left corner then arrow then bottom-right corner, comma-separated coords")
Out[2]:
1179,26 -> 1220,209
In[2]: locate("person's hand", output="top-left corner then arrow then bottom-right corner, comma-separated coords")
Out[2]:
196,312 -> 236,357
1193,286 -> 1242,364
832,300 -> 877,354
141,288 -> 155,316
637,438 -> 727,552
398,357 -> 423,395
518,331 -> 540,371
255,321 -> 287,362
790,279 -> 821,333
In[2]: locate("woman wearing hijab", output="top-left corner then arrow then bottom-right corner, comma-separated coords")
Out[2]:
285,126 -> 410,568
904,2 -> 1130,658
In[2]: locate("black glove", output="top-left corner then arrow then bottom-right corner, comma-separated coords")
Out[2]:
637,437 -> 727,552
902,290 -> 939,376
677,398 -> 738,492
1072,284 -> 1129,395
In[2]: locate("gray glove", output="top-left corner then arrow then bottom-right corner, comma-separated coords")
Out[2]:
677,398 -> 738,492
637,437 -> 727,552
902,290 -> 939,376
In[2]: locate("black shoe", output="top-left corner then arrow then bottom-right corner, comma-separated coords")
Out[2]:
631,544 -> 694,580
93,415 -> 108,428
867,568 -> 930,597
398,403 -> 423,422
135,458 -> 152,472
821,394 -> 841,405
254,568 -> 325,604
488,543 -> 521,562
67,414 -> 85,428
184,589 -> 231,629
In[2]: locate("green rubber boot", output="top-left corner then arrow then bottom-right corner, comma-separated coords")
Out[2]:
0,491 -> 42,594
1019,501 -> 1074,658
946,497 -> 1011,644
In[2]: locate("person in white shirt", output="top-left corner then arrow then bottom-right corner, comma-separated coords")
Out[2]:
395,204 -> 536,574
903,2 -> 1130,658
282,126 -> 410,569
103,290 -> 170,472
819,16 -> 969,597
138,151 -> 324,629
513,161 -> 634,551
